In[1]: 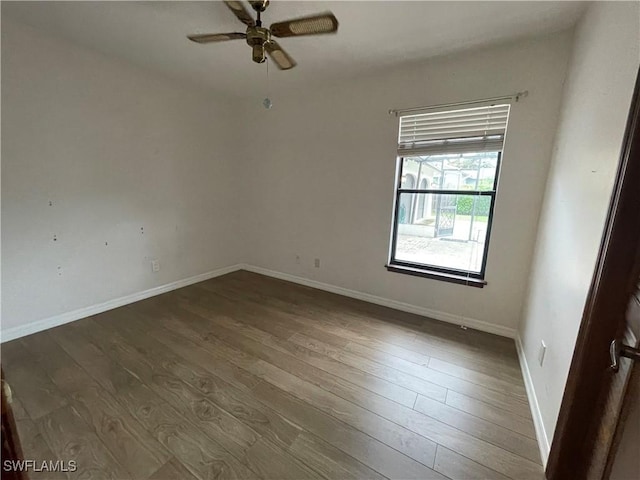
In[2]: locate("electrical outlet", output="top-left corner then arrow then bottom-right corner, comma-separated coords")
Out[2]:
151,260 -> 160,273
314,258 -> 320,268
538,340 -> 547,366
295,255 -> 301,264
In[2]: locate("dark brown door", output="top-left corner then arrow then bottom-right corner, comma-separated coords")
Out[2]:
546,69 -> 640,479
598,283 -> 640,478
1,369 -> 29,480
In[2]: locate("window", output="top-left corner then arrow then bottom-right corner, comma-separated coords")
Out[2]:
387,104 -> 511,287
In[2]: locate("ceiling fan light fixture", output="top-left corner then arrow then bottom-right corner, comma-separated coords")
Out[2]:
252,44 -> 266,63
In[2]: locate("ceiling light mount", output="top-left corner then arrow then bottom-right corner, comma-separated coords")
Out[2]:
249,1 -> 270,13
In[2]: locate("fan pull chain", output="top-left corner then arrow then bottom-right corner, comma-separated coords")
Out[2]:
263,57 -> 273,109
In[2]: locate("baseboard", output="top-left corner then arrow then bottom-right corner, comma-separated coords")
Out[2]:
0,264 -> 243,343
240,264 -> 517,339
515,334 -> 551,466
1,261 -> 517,342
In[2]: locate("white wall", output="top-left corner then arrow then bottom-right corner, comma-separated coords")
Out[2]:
518,1 -> 640,459
240,32 -> 572,337
2,15 -> 572,342
1,18 -> 244,336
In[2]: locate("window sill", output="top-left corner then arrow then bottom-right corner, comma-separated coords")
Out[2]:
385,264 -> 487,288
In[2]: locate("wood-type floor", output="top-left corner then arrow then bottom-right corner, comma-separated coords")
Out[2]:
1,271 -> 543,480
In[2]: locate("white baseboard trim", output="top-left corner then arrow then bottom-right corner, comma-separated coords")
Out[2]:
1,262 -> 517,342
515,334 -> 551,466
240,264 -> 517,339
0,264 -> 243,343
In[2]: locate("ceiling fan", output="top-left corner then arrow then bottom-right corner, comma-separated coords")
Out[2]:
187,1 -> 339,70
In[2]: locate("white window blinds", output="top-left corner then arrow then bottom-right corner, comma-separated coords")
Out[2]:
397,104 -> 510,156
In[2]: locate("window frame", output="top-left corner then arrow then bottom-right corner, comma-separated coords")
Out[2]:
386,152 -> 502,287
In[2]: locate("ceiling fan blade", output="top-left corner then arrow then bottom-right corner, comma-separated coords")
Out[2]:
224,1 -> 255,27
265,41 -> 297,70
188,32 -> 247,44
270,12 -> 338,38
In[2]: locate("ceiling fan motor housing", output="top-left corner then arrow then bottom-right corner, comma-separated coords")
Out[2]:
246,26 -> 270,63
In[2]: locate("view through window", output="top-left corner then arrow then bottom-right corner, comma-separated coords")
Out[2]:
393,152 -> 499,274
388,104 -> 510,282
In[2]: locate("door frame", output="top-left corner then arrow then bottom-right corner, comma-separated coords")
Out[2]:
546,69 -> 640,479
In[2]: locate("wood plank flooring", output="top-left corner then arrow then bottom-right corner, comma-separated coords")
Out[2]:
1,271 -> 543,479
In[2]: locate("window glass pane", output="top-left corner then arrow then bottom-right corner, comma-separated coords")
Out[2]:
394,193 -> 491,273
401,152 -> 499,191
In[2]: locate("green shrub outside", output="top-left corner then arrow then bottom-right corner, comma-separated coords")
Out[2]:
456,195 -> 491,216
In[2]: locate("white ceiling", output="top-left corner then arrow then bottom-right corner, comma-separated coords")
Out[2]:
2,1 -> 586,96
